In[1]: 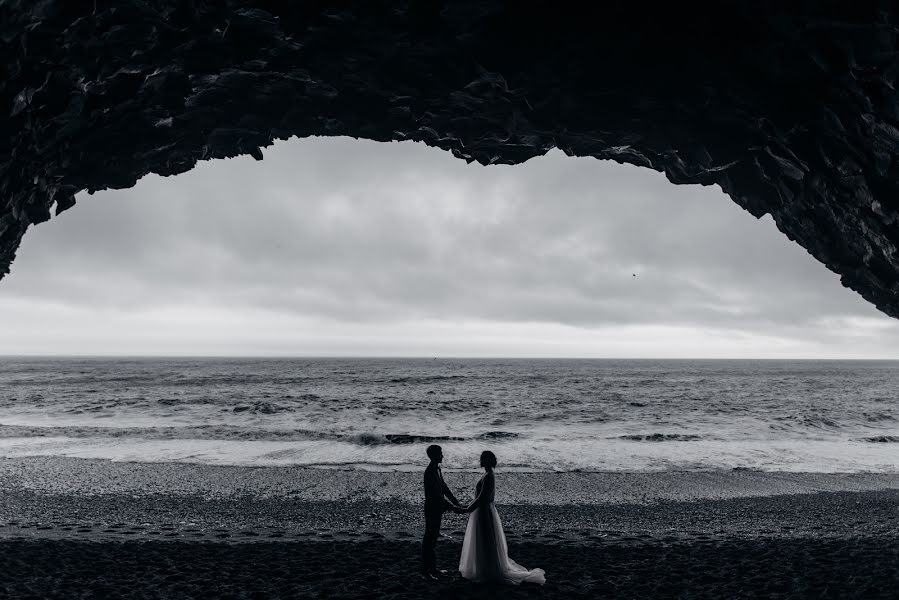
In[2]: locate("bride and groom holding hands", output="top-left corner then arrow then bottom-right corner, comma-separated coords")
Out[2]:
421,444 -> 545,585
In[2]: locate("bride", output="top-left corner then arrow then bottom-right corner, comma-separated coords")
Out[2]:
458,451 -> 546,585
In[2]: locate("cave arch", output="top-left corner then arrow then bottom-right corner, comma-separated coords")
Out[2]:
2,2 -> 898,316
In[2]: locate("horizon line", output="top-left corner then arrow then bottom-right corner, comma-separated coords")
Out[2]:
1,354 -> 897,361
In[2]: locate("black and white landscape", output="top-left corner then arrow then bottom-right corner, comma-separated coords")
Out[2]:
3,3 -> 899,599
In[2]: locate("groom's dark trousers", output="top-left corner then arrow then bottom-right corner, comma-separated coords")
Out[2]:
421,499 -> 443,574
422,462 -> 456,574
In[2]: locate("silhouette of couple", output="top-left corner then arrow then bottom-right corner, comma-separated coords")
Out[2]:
421,444 -> 545,585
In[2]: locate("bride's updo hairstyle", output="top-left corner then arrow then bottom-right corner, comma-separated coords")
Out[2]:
480,450 -> 497,469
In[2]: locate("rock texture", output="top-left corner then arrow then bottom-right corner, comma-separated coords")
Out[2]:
2,1 -> 899,315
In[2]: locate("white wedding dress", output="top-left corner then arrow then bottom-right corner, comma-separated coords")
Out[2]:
458,472 -> 546,585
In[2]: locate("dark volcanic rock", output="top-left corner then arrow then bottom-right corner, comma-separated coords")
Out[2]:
2,1 -> 899,315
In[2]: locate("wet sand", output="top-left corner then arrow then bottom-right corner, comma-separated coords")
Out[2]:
3,457 -> 899,598
5,456 -> 899,503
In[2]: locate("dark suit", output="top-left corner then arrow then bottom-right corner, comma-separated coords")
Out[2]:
421,462 -> 458,574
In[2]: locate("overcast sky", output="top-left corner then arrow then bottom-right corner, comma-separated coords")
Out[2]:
1,136 -> 897,358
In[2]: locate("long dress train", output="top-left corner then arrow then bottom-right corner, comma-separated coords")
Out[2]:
458,472 -> 546,585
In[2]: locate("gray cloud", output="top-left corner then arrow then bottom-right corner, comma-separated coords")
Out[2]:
1,136 -> 898,356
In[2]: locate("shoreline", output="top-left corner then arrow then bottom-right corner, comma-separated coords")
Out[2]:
1,457 -> 899,545
4,456 -> 899,503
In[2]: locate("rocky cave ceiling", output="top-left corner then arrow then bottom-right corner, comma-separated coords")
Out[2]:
2,1 -> 899,317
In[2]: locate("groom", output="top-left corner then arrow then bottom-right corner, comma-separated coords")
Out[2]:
421,444 -> 463,580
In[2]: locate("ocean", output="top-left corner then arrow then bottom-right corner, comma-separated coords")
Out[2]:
1,357 -> 898,473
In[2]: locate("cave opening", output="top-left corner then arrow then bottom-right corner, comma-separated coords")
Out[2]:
2,136 -> 896,358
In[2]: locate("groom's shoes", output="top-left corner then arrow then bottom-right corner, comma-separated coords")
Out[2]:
422,571 -> 439,582
433,569 -> 450,576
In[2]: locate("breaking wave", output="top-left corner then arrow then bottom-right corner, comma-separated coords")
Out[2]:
0,424 -> 519,445
618,433 -> 704,442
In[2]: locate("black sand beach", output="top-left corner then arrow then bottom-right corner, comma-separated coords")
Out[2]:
5,537 -> 899,599
3,458 -> 899,598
